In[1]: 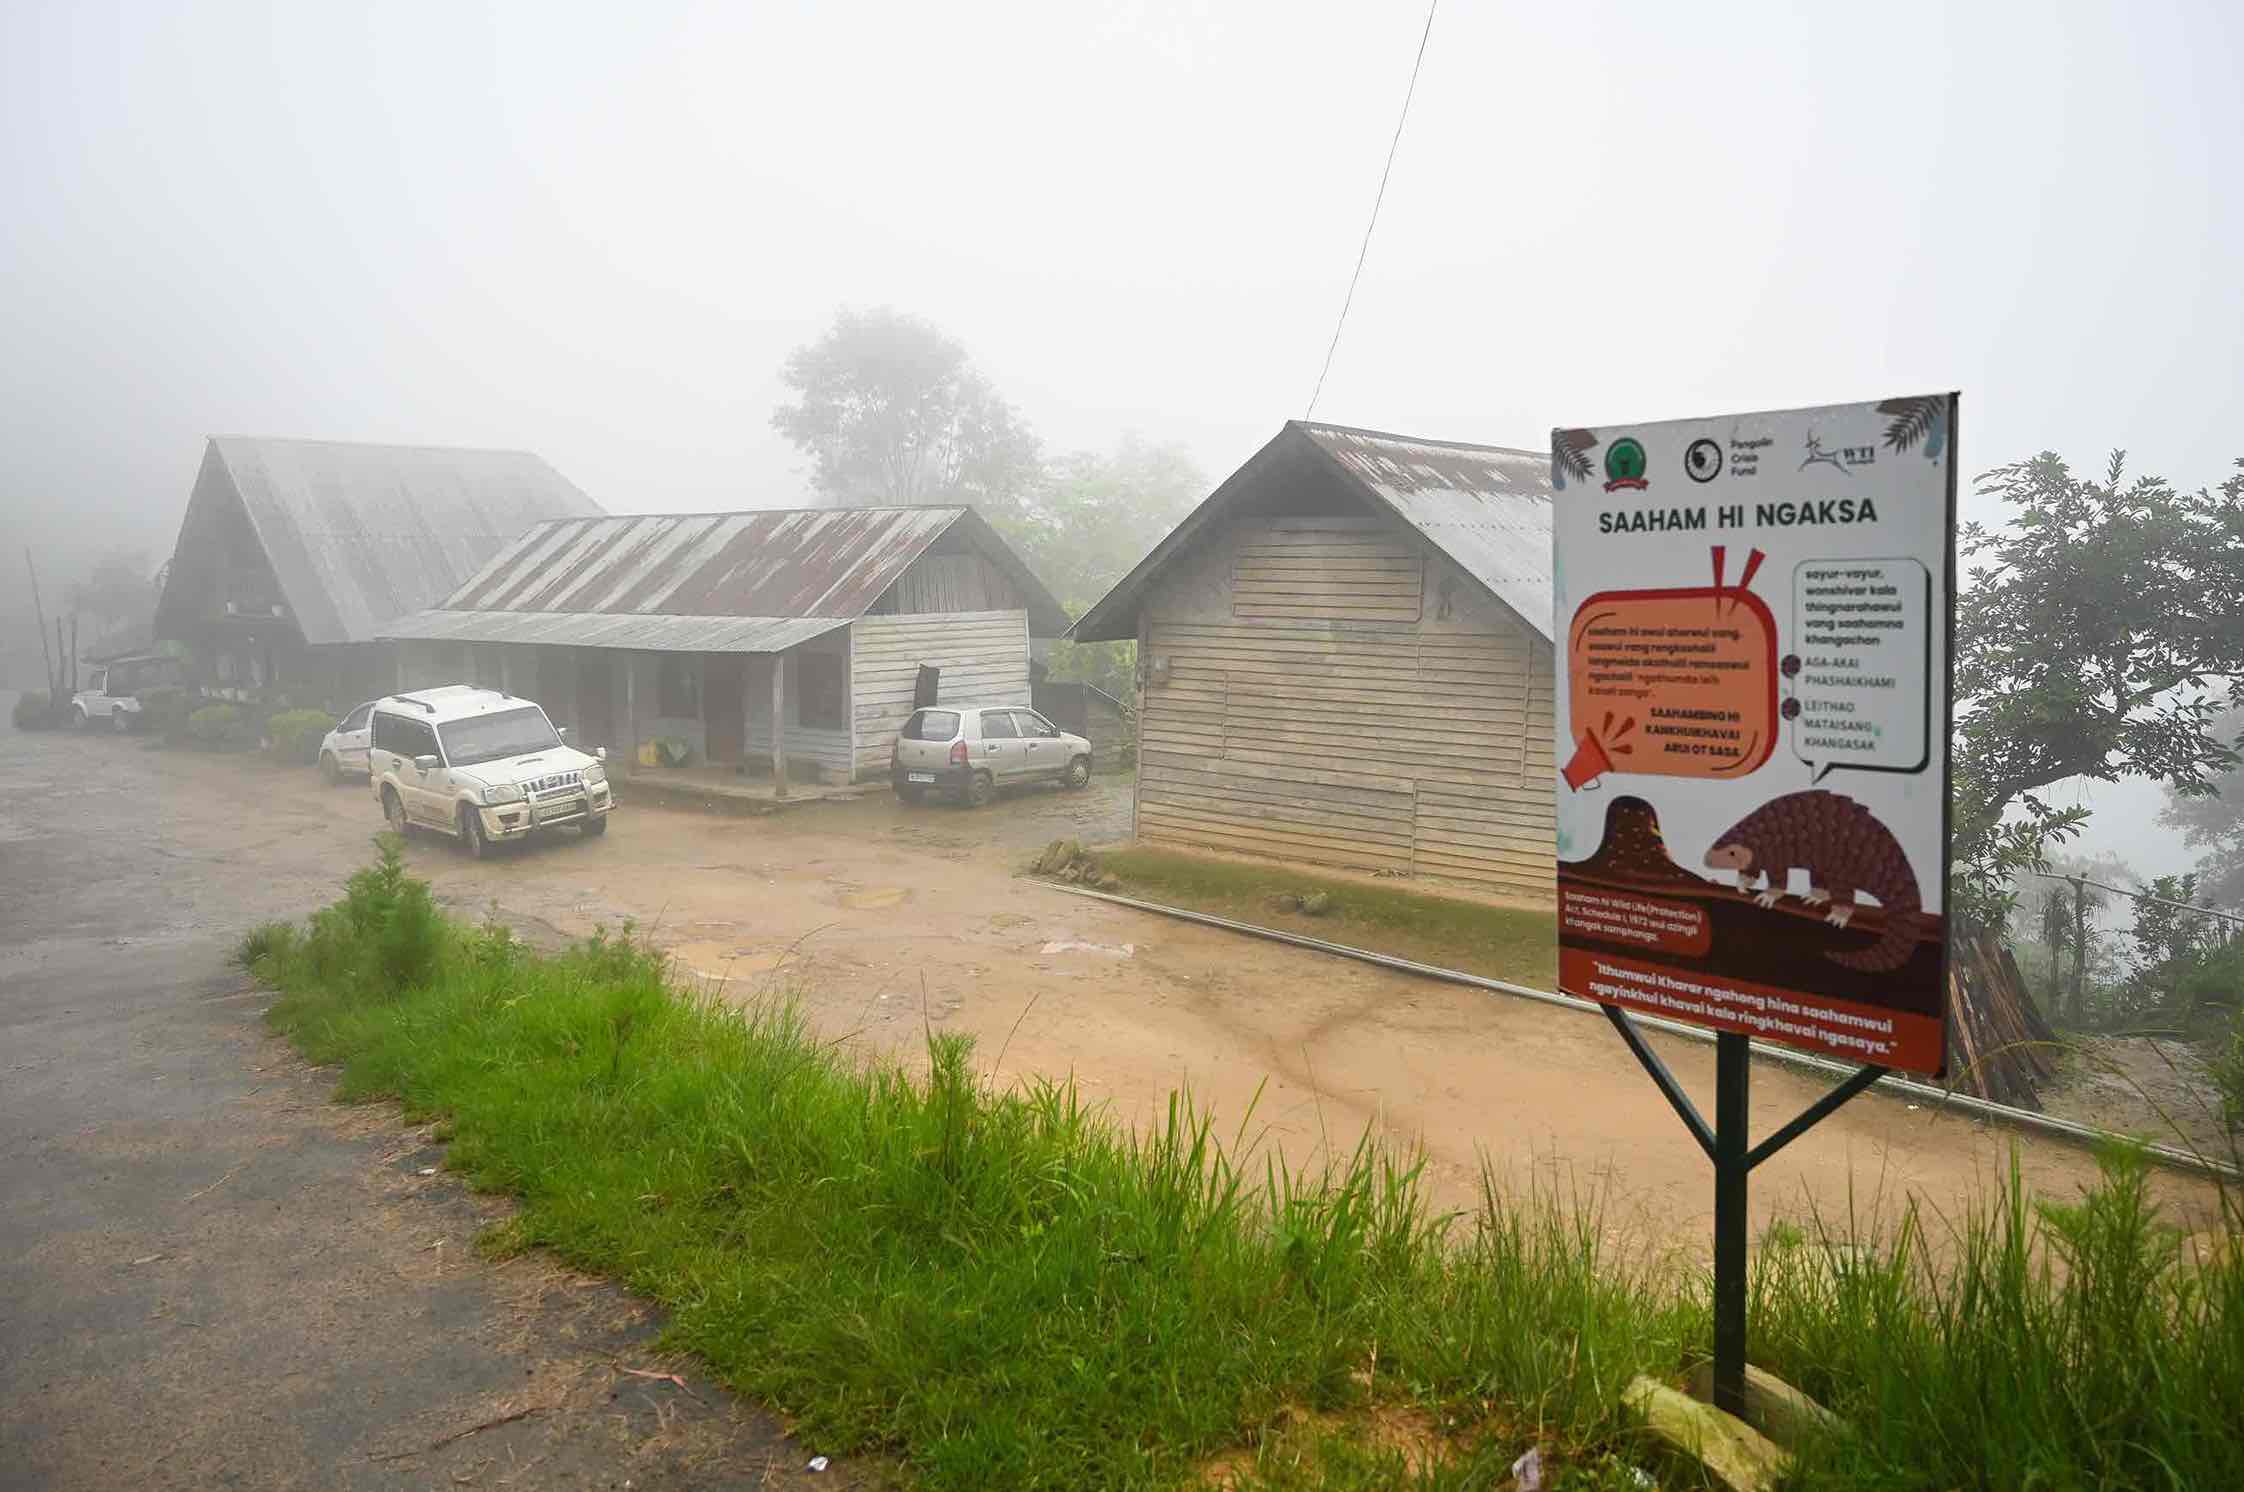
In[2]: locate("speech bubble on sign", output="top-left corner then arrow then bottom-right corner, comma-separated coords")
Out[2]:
1563,586 -> 1779,790
1789,558 -> 1932,782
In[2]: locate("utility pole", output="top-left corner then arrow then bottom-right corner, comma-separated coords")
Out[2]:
26,548 -> 54,699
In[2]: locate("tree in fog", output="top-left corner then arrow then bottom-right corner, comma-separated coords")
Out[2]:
1016,435 -> 1205,701
1951,452 -> 2244,926
2161,704 -> 2244,910
770,307 -> 1042,521
69,549 -> 157,647
1017,435 -> 1203,607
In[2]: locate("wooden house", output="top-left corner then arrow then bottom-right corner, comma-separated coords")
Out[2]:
380,507 -> 1068,784
152,437 -> 603,707
1070,422 -> 1556,900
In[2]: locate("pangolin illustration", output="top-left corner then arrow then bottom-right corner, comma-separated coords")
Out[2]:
1701,790 -> 1926,973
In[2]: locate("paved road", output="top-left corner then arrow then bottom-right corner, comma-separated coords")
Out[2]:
0,699 -> 837,1491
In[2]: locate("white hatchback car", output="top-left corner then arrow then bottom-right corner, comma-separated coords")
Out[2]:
890,704 -> 1092,807
368,685 -> 613,856
317,701 -> 377,784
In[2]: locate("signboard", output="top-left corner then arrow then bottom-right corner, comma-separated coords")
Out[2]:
1550,395 -> 1956,1075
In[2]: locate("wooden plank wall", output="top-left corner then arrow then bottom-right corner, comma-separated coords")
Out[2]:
878,551 -> 1024,615
1135,517 -> 1556,899
849,610 -> 1032,780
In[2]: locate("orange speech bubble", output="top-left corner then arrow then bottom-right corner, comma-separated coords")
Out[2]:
1564,587 -> 1778,786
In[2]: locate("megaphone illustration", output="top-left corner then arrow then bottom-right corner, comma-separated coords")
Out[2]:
1562,731 -> 1613,792
1561,713 -> 1636,792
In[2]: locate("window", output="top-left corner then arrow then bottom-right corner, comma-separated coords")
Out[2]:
439,706 -> 561,767
1013,711 -> 1059,739
798,652 -> 844,731
87,669 -> 107,696
978,710 -> 1018,740
342,704 -> 372,732
903,709 -> 959,742
659,655 -> 700,718
373,711 -> 439,761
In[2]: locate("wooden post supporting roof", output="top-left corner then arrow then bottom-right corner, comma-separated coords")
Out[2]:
623,654 -> 637,775
771,653 -> 788,798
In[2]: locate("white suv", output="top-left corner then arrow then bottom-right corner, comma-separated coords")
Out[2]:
368,685 -> 613,856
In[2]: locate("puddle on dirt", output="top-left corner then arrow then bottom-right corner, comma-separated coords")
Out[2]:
666,940 -> 798,985
837,886 -> 910,911
1040,939 -> 1134,958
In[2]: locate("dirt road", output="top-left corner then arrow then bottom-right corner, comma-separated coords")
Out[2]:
25,720 -> 2229,1253
0,703 -> 836,1491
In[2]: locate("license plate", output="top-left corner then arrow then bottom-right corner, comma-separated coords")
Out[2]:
906,771 -> 936,784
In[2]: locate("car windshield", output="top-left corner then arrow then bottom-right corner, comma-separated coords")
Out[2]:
438,706 -> 562,767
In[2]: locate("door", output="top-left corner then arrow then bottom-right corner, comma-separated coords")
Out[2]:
974,708 -> 1023,781
703,654 -> 745,764
80,668 -> 110,718
575,651 -> 615,756
1013,710 -> 1066,779
335,703 -> 374,771
401,715 -> 453,827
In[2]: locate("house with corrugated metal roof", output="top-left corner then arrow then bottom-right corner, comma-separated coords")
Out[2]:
379,507 -> 1068,785
153,437 -> 604,706
1070,421 -> 1556,899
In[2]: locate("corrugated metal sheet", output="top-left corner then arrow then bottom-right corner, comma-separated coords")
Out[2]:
426,506 -> 1068,636
1296,423 -> 1554,641
211,437 -> 604,645
379,609 -> 849,654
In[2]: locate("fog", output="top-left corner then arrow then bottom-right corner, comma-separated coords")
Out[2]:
5,0 -> 2240,875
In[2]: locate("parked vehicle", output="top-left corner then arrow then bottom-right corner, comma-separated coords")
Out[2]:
317,701 -> 377,784
891,705 -> 1092,807
368,685 -> 612,856
69,654 -> 186,732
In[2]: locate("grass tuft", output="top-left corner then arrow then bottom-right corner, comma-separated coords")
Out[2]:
253,845 -> 2241,1490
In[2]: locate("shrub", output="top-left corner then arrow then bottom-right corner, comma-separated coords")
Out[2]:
266,708 -> 337,765
185,703 -> 248,749
10,691 -> 65,730
135,684 -> 200,736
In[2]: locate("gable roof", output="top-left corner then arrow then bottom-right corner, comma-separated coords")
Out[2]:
381,506 -> 1068,653
1069,421 -> 1554,644
187,437 -> 605,645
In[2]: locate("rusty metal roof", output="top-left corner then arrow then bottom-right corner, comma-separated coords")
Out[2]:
1295,423 -> 1553,640
208,437 -> 605,645
1070,422 -> 1553,644
378,608 -> 849,655
401,506 -> 1067,643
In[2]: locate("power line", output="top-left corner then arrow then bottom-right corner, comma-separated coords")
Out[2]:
1303,0 -> 1439,421
2028,870 -> 2244,929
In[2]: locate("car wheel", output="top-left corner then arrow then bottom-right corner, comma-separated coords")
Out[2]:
581,813 -> 608,838
319,752 -> 341,786
459,806 -> 489,859
72,706 -> 88,730
964,770 -> 995,809
383,787 -> 411,839
897,785 -> 925,807
1063,755 -> 1091,790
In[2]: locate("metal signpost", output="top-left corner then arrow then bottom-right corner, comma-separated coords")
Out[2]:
1548,395 -> 1959,1417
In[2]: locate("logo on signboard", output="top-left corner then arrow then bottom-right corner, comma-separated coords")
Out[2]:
1684,438 -> 1723,483
1799,431 -> 1878,476
1603,437 -> 1649,492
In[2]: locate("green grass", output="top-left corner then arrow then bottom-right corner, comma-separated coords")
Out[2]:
1086,847 -> 1559,993
247,839 -> 2244,1490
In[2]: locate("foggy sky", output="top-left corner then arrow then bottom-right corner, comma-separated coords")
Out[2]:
5,0 -> 2239,874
